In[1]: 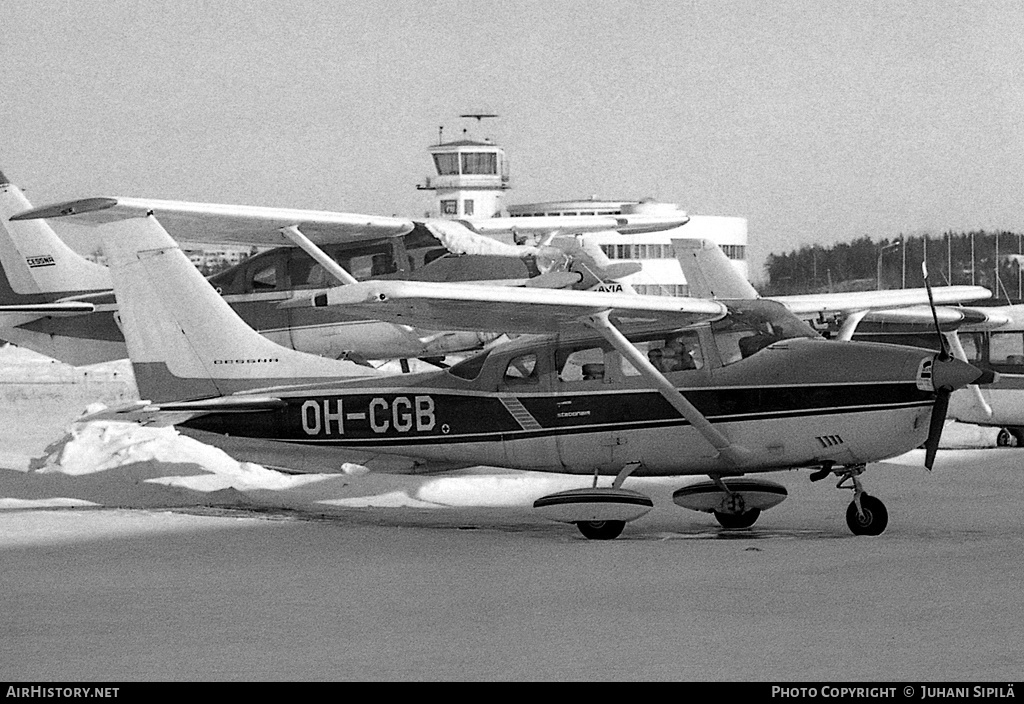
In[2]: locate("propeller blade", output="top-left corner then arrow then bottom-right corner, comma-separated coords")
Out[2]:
921,261 -> 951,360
924,387 -> 951,470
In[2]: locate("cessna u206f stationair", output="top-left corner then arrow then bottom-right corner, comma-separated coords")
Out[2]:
1,170 -> 679,365
82,213 -> 988,539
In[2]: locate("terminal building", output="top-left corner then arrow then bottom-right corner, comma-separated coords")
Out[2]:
417,119 -> 748,295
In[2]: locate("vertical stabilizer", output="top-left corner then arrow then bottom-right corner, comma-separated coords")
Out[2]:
0,174 -> 111,301
99,214 -> 380,402
672,238 -> 759,300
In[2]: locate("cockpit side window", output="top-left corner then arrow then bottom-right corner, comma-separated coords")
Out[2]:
557,346 -> 608,382
622,331 -> 704,376
504,354 -> 539,384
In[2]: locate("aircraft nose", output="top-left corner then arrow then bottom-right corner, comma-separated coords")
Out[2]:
931,355 -> 990,391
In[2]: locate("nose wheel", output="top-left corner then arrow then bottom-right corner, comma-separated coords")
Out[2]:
845,493 -> 888,535
835,466 -> 889,536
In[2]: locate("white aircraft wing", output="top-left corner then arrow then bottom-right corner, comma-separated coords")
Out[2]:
860,305 -> 1011,329
12,197 -> 689,249
286,279 -> 727,334
11,197 -> 416,247
776,286 -> 991,316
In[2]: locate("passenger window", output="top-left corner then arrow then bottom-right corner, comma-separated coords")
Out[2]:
959,333 -> 983,363
504,354 -> 539,384
559,347 -> 605,382
989,332 -> 1024,366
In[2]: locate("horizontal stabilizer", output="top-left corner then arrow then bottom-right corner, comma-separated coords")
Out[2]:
0,301 -> 96,316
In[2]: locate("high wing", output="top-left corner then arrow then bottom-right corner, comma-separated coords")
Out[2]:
776,287 -> 993,316
11,196 -> 689,250
282,278 -> 728,334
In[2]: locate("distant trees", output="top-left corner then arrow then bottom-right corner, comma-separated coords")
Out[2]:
762,231 -> 1024,301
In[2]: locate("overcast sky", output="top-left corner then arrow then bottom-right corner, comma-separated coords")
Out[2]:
4,0 -> 1024,280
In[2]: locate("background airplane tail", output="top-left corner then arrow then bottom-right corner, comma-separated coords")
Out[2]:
99,214 -> 380,402
0,171 -> 112,301
672,238 -> 760,299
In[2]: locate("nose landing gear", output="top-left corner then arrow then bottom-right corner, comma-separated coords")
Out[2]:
834,465 -> 889,536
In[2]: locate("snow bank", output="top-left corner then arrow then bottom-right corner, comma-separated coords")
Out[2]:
33,419 -> 330,492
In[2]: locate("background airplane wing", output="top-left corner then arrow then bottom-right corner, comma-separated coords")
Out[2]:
12,197 -> 416,247
13,197 -> 690,250
776,286 -> 992,315
283,279 -> 728,333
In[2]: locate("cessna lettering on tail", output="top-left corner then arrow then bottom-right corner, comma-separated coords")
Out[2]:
301,396 -> 437,436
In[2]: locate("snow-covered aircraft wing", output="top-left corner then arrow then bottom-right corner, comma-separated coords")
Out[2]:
12,197 -> 689,250
282,279 -> 728,334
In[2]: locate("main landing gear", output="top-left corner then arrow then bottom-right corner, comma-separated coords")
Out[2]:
814,464 -> 889,536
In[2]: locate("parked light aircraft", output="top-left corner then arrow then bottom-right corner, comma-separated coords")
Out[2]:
1,171 -> 671,365
840,303 -> 1024,446
75,212 -> 990,539
7,172 -> 996,371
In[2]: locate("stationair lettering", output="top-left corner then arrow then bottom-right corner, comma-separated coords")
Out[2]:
301,396 -> 436,436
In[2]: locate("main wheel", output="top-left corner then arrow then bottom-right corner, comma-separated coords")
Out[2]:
576,520 -> 625,540
714,509 -> 761,529
845,493 -> 888,536
997,428 -> 1014,447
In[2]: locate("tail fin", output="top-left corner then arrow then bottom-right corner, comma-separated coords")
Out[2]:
672,238 -> 759,299
99,214 -> 380,402
0,171 -> 111,301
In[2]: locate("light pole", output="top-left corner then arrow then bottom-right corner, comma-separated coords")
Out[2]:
877,241 -> 901,290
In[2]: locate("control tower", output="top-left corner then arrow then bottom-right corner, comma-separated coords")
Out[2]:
417,114 -> 510,219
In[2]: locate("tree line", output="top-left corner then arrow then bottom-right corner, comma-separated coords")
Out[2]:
761,231 -> 1024,302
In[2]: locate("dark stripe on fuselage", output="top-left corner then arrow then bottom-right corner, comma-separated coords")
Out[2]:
181,383 -> 933,448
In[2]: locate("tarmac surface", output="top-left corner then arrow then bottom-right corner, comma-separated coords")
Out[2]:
0,348 -> 1020,681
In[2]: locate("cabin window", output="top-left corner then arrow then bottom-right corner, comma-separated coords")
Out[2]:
504,354 -> 539,384
989,332 -> 1024,367
959,332 -> 983,363
558,346 -> 606,382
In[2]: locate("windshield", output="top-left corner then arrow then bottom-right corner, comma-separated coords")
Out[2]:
712,299 -> 819,365
447,349 -> 492,381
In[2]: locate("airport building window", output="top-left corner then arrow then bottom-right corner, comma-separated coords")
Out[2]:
441,200 -> 458,215
433,153 -> 459,175
464,199 -> 474,216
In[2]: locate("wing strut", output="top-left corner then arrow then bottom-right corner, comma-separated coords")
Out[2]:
584,310 -> 753,467
279,225 -> 359,285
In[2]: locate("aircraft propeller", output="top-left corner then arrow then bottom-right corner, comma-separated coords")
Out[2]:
921,261 -> 954,470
